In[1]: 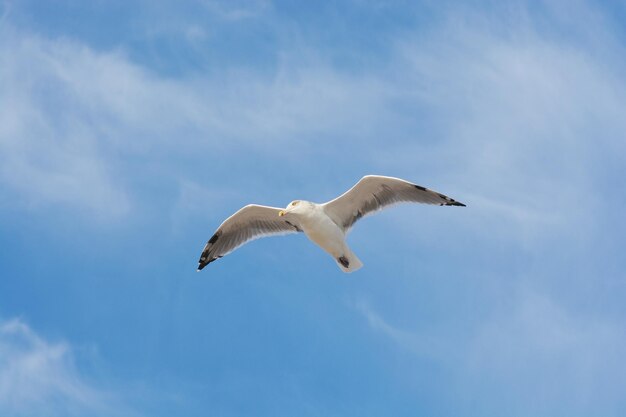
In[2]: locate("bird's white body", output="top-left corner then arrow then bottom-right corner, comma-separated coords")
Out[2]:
294,203 -> 363,273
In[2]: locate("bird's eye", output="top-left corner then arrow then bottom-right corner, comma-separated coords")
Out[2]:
292,201 -> 299,206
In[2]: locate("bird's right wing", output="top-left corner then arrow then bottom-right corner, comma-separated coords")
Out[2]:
197,204 -> 302,270
322,175 -> 465,232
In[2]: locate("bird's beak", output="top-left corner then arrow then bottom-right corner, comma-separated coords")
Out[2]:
278,210 -> 285,217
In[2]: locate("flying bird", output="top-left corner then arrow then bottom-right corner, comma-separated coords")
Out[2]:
197,175 -> 465,273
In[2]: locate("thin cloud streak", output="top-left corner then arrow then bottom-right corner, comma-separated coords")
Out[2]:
0,318 -> 134,417
354,300 -> 456,361
463,289 -> 626,416
355,289 -> 626,416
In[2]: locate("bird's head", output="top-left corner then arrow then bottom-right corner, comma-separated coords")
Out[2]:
278,200 -> 308,217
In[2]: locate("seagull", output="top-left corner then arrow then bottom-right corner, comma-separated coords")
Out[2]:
197,175 -> 465,273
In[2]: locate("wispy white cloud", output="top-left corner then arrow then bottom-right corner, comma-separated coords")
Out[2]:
198,0 -> 271,21
0,20 -> 392,219
0,318 -> 133,417
354,299 -> 454,360
355,289 -> 626,416
0,30 -> 135,219
373,2 -> 626,250
463,289 -> 626,415
3,0 -> 622,224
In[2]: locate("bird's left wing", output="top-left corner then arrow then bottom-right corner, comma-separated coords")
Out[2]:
322,175 -> 465,232
198,204 -> 302,270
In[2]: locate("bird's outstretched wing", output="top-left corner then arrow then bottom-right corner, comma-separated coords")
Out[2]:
322,175 -> 465,232
197,204 -> 302,270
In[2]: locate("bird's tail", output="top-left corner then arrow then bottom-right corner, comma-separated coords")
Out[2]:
336,249 -> 363,273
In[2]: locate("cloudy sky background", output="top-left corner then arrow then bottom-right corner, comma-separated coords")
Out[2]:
1,0 -> 625,415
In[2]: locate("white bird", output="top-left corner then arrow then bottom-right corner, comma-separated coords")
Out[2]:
197,175 -> 465,273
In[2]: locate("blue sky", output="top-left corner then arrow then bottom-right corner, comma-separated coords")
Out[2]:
1,0 -> 626,416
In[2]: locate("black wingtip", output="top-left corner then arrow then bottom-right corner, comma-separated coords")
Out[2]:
197,255 -> 222,271
451,201 -> 466,207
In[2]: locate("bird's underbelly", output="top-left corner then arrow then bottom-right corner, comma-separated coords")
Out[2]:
300,215 -> 345,256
